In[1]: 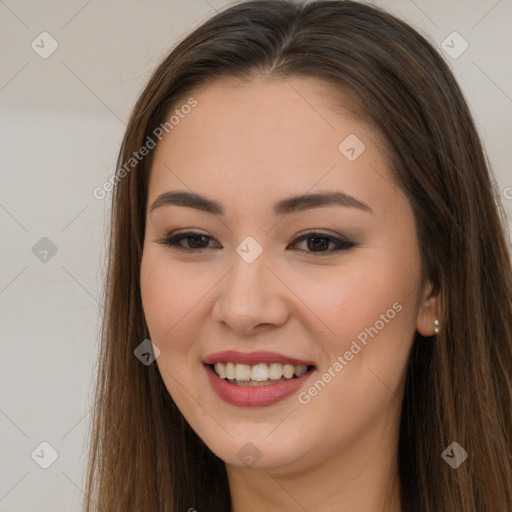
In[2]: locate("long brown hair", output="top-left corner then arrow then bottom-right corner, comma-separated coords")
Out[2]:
83,1 -> 512,510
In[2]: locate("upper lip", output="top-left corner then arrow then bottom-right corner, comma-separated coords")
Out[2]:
203,350 -> 316,367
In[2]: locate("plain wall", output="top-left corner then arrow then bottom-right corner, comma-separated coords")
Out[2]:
0,0 -> 510,510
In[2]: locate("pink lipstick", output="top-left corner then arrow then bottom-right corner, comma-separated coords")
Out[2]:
203,350 -> 316,407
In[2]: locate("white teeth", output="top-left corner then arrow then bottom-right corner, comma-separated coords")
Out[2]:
251,364 -> 269,381
235,363 -> 251,381
268,363 -> 283,379
215,362 -> 226,379
282,364 -> 294,379
294,364 -> 308,377
225,362 -> 236,380
213,362 -> 311,382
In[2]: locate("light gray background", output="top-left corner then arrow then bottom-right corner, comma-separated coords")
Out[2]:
0,0 -> 511,510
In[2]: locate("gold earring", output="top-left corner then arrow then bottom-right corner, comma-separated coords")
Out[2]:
433,319 -> 440,334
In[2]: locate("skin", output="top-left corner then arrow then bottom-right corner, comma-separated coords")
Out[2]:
140,74 -> 441,512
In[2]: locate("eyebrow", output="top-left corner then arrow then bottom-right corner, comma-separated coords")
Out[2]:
149,190 -> 374,216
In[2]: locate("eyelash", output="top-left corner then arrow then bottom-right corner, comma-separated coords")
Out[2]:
157,231 -> 355,255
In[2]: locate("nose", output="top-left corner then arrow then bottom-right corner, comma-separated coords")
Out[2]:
212,251 -> 290,335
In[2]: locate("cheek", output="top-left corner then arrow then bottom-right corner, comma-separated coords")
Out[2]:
140,252 -> 207,406
293,260 -> 412,338
140,251 -> 203,346
295,267 -> 416,429
292,256 -> 420,393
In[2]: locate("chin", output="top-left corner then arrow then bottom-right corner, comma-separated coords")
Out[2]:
194,426 -> 312,471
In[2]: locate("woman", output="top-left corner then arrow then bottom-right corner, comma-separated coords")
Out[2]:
83,1 -> 512,511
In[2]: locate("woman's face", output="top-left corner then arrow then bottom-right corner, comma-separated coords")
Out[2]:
140,75 -> 436,473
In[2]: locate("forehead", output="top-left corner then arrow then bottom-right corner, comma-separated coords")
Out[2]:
148,75 -> 396,218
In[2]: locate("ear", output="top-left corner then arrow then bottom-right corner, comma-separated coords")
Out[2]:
416,279 -> 442,336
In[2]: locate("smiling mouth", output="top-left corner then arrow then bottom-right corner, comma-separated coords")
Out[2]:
209,362 -> 316,386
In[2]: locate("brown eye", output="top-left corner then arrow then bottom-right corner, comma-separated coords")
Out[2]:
290,232 -> 355,254
159,232 -> 220,250
158,230 -> 355,255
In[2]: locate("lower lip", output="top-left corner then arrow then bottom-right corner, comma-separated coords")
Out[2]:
204,364 -> 315,407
